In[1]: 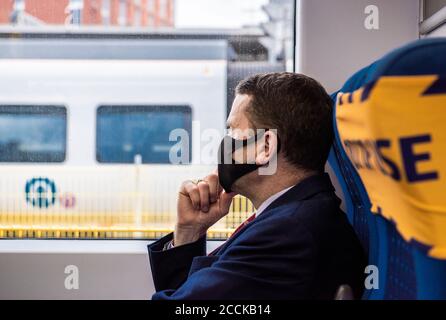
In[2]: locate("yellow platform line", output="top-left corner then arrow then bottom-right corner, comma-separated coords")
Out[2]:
0,225 -> 234,233
0,225 -> 235,239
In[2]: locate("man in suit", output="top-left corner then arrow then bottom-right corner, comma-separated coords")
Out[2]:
148,72 -> 366,300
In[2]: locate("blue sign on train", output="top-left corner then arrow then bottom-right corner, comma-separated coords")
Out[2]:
25,177 -> 57,209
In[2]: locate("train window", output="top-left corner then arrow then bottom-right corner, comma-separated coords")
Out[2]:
0,105 -> 67,163
0,0 -> 295,240
96,105 -> 192,164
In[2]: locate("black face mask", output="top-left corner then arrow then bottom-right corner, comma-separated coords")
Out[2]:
218,131 -> 280,193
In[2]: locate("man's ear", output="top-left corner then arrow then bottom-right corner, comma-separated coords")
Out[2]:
256,130 -> 279,166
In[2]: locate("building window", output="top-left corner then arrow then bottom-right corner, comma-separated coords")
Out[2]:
0,105 -> 67,163
96,105 -> 192,164
118,0 -> 127,25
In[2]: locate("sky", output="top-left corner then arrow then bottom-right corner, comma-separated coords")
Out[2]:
175,0 -> 269,29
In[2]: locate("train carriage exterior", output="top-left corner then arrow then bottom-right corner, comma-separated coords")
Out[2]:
0,37 -> 256,239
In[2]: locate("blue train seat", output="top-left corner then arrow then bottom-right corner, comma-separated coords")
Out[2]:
328,38 -> 446,300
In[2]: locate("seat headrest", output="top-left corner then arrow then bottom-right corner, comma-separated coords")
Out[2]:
334,38 -> 446,259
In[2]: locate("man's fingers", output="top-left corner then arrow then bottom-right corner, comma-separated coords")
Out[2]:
205,174 -> 219,203
209,169 -> 224,197
181,181 -> 201,210
219,191 -> 236,216
197,181 -> 210,212
180,174 -> 227,213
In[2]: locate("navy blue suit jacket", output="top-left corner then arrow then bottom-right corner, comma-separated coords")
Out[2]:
148,173 -> 366,300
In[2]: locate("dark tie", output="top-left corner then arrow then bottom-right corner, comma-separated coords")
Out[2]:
208,213 -> 256,256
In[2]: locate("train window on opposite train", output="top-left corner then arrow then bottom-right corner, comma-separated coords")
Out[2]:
96,105 -> 192,164
0,105 -> 67,163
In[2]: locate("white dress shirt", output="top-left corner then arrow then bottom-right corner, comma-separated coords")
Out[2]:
254,185 -> 295,217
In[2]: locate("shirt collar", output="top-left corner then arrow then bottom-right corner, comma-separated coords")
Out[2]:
255,185 -> 295,217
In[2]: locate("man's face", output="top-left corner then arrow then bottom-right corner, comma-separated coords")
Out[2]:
225,94 -> 264,193
226,94 -> 252,139
226,94 -> 258,165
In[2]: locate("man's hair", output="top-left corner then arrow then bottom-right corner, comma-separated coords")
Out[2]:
236,72 -> 333,172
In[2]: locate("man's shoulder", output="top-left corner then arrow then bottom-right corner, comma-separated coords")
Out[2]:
248,189 -> 351,247
233,191 -> 337,243
259,189 -> 361,254
255,173 -> 343,228
263,189 -> 341,226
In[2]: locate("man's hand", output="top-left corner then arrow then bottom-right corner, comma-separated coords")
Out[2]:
174,173 -> 236,247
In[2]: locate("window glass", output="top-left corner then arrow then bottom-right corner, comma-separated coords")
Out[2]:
0,0 -> 295,240
97,105 -> 192,164
0,106 -> 66,163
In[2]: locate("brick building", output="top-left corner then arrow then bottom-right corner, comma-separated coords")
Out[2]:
0,0 -> 174,27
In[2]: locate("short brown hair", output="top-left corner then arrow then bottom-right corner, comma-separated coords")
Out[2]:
236,72 -> 333,172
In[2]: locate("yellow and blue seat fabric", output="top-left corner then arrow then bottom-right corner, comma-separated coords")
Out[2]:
329,38 -> 446,300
